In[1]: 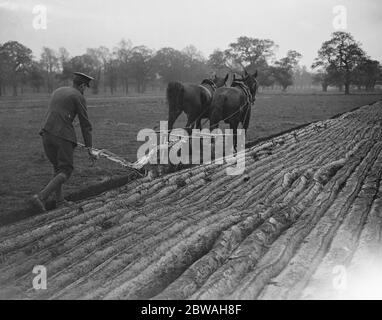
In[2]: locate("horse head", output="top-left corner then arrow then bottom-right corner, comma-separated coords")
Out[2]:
212,73 -> 229,88
243,69 -> 258,99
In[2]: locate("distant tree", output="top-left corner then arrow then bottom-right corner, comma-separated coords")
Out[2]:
27,62 -> 45,92
182,45 -> 210,82
89,46 -> 114,93
208,49 -> 233,74
62,55 -> 92,79
86,46 -> 119,94
312,31 -> 366,94
0,41 -> 33,96
209,38 -> 278,88
57,47 -> 70,85
40,47 -> 60,93
153,47 -> 188,83
258,65 -> 276,88
312,63 -> 345,92
0,43 -> 4,96
273,50 -> 302,91
328,63 -> 346,91
61,53 -> 101,93
104,58 -> 119,94
58,47 -> 70,69
188,59 -> 211,83
312,70 -> 330,92
293,65 -> 313,90
85,48 -> 105,94
353,58 -> 381,91
182,45 -> 205,62
114,39 -> 133,94
128,46 -> 154,93
226,36 -> 277,70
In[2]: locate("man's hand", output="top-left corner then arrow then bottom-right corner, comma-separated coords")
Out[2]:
87,147 -> 99,165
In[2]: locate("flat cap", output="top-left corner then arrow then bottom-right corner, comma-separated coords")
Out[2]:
73,72 -> 94,87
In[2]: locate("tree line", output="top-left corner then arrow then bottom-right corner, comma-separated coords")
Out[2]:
0,31 -> 380,96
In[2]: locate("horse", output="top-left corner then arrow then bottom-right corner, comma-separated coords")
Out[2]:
166,74 -> 229,132
209,70 -> 258,150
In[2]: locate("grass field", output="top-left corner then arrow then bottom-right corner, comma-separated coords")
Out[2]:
0,91 -> 381,222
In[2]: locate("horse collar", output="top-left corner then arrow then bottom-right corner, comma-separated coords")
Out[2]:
201,79 -> 217,92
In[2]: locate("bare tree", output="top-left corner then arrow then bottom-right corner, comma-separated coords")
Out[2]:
114,39 -> 133,94
40,47 -> 60,93
129,46 -> 154,93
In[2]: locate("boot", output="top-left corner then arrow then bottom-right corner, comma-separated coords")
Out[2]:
38,173 -> 68,202
54,178 -> 75,208
55,182 -> 64,203
56,199 -> 75,208
29,194 -> 46,213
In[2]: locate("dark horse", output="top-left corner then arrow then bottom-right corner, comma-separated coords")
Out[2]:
166,74 -> 229,131
209,70 -> 258,149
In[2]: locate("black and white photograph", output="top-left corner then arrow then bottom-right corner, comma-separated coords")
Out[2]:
0,0 -> 382,305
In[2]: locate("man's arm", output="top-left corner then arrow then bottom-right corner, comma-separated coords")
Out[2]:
76,95 -> 93,148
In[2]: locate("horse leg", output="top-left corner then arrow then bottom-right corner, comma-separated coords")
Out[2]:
243,105 -> 252,137
196,118 -> 202,130
209,108 -> 221,132
168,108 -> 182,132
167,82 -> 184,131
185,116 -> 193,135
229,122 -> 239,153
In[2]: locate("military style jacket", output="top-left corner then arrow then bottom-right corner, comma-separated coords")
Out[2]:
40,87 -> 92,147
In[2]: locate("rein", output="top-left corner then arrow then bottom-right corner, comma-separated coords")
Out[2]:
221,79 -> 255,127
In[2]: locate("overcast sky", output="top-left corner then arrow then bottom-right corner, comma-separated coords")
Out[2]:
0,0 -> 381,68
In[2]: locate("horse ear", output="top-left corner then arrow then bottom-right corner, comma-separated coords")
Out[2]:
224,73 -> 229,83
244,69 -> 249,77
253,70 -> 258,78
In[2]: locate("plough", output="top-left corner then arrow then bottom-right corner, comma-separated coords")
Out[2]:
77,136 -> 187,176
78,131 -> 236,177
77,142 -> 145,176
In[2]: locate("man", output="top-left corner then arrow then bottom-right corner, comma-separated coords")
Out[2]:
31,72 -> 97,212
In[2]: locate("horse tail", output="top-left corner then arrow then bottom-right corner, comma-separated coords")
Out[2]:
167,82 -> 184,130
167,82 -> 184,112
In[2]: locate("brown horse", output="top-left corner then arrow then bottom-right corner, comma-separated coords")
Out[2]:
209,70 -> 258,149
167,74 -> 229,131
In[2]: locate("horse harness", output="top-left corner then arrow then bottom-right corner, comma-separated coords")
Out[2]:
220,79 -> 252,125
231,80 -> 254,109
199,79 -> 217,104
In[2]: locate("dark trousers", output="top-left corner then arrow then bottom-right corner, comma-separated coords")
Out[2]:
42,131 -> 76,178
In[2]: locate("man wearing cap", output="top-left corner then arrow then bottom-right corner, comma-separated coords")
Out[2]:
31,72 -> 97,211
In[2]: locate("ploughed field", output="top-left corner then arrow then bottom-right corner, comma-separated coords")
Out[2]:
1,92 -> 382,221
0,101 -> 381,300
